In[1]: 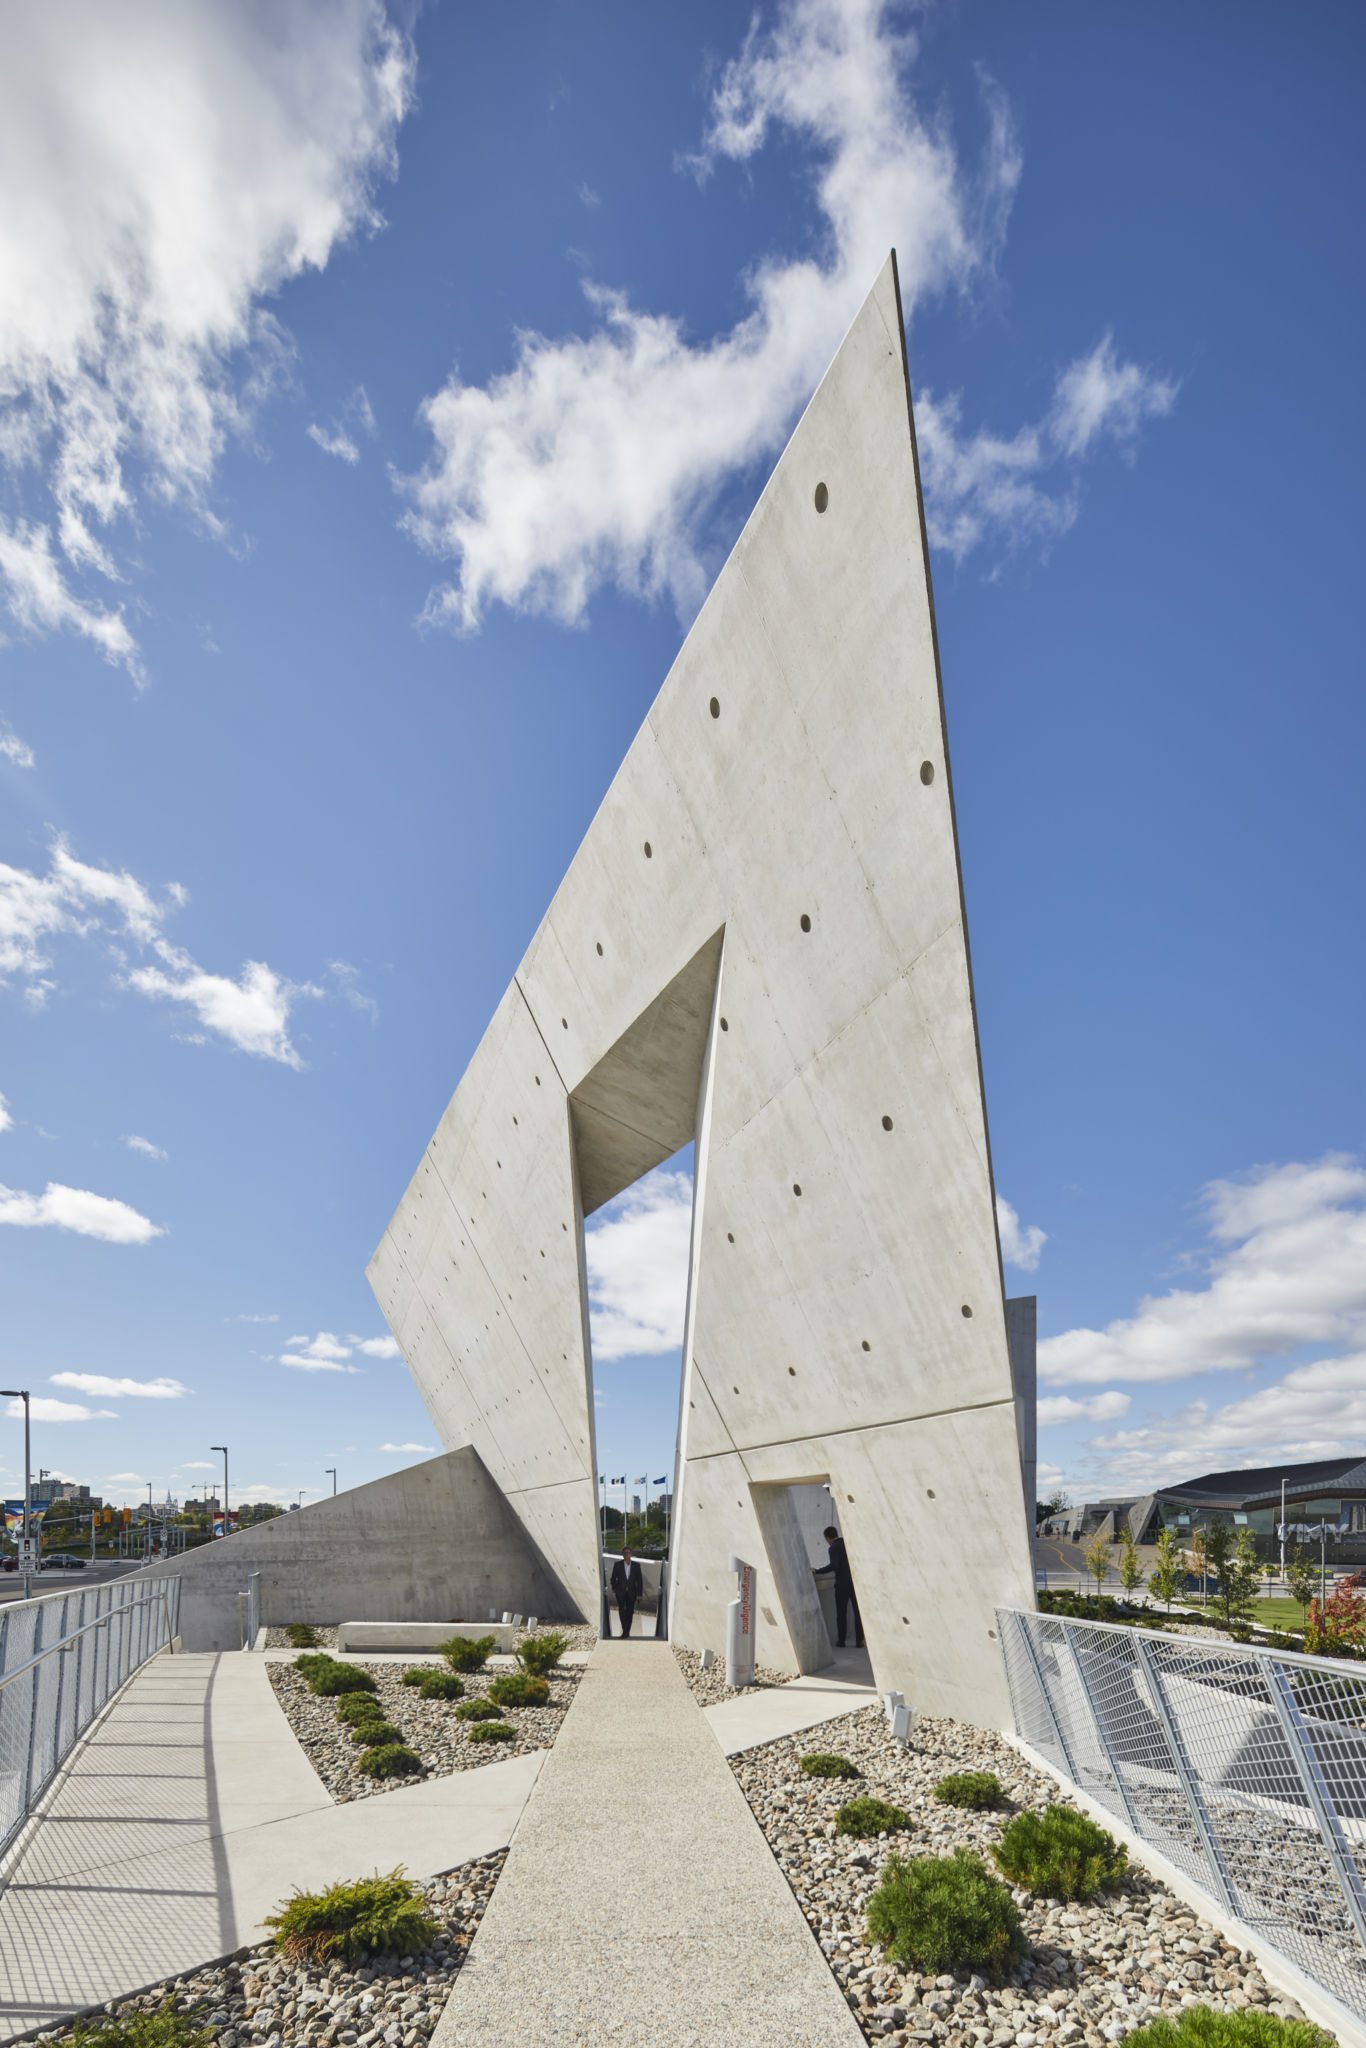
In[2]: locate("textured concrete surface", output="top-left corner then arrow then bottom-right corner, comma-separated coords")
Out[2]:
703,1657 -> 878,1757
370,251 -> 1036,1726
0,1653 -> 541,2040
432,1639 -> 864,2048
120,1447 -> 575,1652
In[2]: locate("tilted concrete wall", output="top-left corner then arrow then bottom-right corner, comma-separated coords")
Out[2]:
125,1447 -> 575,1653
370,252 -> 1036,1727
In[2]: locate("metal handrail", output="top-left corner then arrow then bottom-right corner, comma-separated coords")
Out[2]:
1002,1603 -> 1342,1675
0,1585 -> 177,1692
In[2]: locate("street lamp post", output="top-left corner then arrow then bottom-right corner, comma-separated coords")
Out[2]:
211,1446 -> 229,1538
1,1390 -> 32,1597
146,1481 -> 154,1562
295,1488 -> 311,1510
325,1468 -> 337,1496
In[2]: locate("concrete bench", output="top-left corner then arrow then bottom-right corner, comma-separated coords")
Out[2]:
336,1621 -> 517,1654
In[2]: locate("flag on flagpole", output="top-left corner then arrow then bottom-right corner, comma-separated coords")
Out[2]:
653,1475 -> 667,1485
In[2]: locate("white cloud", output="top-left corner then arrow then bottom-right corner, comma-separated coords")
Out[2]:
0,718 -> 35,769
996,1194 -> 1046,1272
1036,1391 -> 1130,1428
105,1471 -> 144,1483
401,0 -> 1170,632
1040,1155 -> 1366,1387
350,1334 -> 400,1358
124,1134 -> 167,1161
9,1396 -> 116,1422
307,387 -> 377,466
0,3 -> 413,674
229,1311 -> 278,1323
380,1442 -> 436,1454
181,1459 -> 214,1469
280,1331 -> 362,1373
0,835 -> 316,1064
307,424 -> 360,465
0,1181 -> 161,1243
51,1372 -> 187,1398
0,1093 -> 11,1135
585,1166 -> 692,1361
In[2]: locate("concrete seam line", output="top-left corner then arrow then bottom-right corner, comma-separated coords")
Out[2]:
682,1394 -> 1022,1462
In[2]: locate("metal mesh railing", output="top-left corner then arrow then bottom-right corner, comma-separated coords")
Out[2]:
0,1576 -> 180,1856
998,1606 -> 1366,2021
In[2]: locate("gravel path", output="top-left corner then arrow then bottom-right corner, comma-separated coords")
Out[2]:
27,1857 -> 505,2048
268,1660 -> 581,1802
730,1706 -> 1320,2047
671,1641 -> 794,1705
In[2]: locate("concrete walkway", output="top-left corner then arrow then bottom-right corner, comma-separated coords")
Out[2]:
432,1640 -> 864,2048
704,1652 -> 878,1756
0,1653 -> 541,2041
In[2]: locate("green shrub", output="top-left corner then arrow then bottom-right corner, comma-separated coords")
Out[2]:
454,1697 -> 503,1722
799,1753 -> 860,1780
1120,2011 -> 1332,2048
294,1652 -> 333,1678
466,1720 -> 516,1744
401,1667 -> 429,1687
440,1633 -> 498,1673
836,1795 -> 912,1837
517,1630 -> 570,1676
993,1804 -> 1127,1901
866,1848 -> 1025,1979
71,2004 -> 212,2048
934,1771 -> 1004,1811
265,1867 -> 436,1962
417,1669 -> 466,1701
286,1624 -> 320,1648
309,1663 -> 379,1698
348,1719 -> 404,1748
356,1742 -> 424,1778
488,1672 -> 550,1708
335,1691 -> 389,1728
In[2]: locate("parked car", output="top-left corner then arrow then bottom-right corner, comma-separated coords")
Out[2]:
0,1556 -> 15,1572
39,1553 -> 89,1570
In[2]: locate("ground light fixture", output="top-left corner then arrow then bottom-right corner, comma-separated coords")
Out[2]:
0,1390 -> 32,1596
210,1445 -> 228,1536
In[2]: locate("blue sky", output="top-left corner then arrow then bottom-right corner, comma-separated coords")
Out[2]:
1,1 -> 1363,1517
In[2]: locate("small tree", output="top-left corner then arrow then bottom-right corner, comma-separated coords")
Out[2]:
1287,1546 -> 1318,1626
1305,1572 -> 1366,1660
1117,1527 -> 1145,1603
1083,1528 -> 1111,1600
1147,1526 -> 1187,1613
1205,1522 -> 1260,1630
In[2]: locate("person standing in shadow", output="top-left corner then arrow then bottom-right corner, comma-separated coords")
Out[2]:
814,1524 -> 863,1648
610,1547 -> 643,1638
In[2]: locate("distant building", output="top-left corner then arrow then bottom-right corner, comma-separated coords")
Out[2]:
1051,1456 -> 1366,1564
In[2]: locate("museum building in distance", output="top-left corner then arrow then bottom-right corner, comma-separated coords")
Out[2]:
1052,1455 -> 1366,1565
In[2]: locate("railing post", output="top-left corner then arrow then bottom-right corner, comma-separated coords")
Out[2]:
1012,1611 -> 1083,1783
1133,1634 -> 1239,1914
1061,1625 -> 1142,1834
1265,1660 -> 1366,1956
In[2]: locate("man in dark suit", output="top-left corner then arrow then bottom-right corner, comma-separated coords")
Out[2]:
610,1547 -> 643,1638
814,1524 -> 863,1648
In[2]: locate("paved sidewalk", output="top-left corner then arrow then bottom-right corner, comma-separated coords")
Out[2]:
432,1640 -> 864,2048
704,1658 -> 878,1756
0,1653 -> 541,2041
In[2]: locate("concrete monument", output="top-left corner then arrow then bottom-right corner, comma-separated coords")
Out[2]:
370,251 -> 1036,1726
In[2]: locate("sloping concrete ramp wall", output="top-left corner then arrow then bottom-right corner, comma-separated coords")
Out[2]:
370,250 -> 1036,1727
125,1448 -> 574,1653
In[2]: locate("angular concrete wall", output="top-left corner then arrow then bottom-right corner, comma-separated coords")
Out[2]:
126,1448 -> 573,1653
370,252 -> 1036,1726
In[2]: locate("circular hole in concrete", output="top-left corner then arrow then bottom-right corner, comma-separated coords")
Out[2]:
595,941 -> 603,956
788,1366 -> 796,1376
861,1340 -> 871,1352
961,1304 -> 973,1317
988,1628 -> 997,1639
727,1232 -> 734,1243
535,1075 -> 541,1085
709,696 -> 720,719
846,1493 -> 854,1503
902,1615 -> 909,1624
882,1115 -> 893,1131
793,1183 -> 802,1196
643,840 -> 653,858
927,1488 -> 936,1499
733,1387 -> 740,1395
814,481 -> 829,513
720,1016 -> 728,1031
799,912 -> 811,932
920,760 -> 935,786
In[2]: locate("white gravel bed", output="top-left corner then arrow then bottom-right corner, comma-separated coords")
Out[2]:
730,1706 -> 1321,2047
27,1855 -> 505,2048
671,1641 -> 794,1705
267,1627 -> 341,1651
268,1660 -> 580,1802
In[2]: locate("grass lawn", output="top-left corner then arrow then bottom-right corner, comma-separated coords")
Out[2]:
1174,1595 -> 1307,1630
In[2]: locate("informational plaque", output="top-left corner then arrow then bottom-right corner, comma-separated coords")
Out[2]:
725,1554 -> 756,1689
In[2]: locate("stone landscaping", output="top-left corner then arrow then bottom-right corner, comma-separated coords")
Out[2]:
671,1641 -> 793,1705
268,1659 -> 581,1801
29,1855 -> 506,2048
729,1706 -> 1319,2048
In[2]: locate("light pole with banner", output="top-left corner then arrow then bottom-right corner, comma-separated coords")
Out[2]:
211,1445 -> 229,1537
0,1390 -> 33,1594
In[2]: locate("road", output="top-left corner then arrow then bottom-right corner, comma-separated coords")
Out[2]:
0,1560 -> 144,1605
